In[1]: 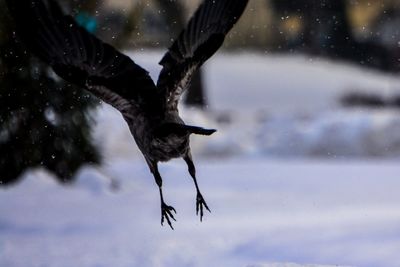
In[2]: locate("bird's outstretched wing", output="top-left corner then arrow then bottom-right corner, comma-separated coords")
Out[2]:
6,0 -> 159,117
157,0 -> 248,110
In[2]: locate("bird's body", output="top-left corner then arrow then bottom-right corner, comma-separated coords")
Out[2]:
131,112 -> 187,163
6,0 -> 248,228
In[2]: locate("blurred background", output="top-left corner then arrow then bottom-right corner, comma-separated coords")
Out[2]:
2,0 -> 400,184
1,1 -> 400,267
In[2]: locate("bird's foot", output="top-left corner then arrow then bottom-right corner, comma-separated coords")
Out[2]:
161,202 -> 177,230
196,192 -> 211,221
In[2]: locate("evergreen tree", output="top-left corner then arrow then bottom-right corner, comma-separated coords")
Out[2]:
0,0 -> 100,185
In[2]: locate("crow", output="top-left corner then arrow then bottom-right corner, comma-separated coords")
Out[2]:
6,0 -> 248,229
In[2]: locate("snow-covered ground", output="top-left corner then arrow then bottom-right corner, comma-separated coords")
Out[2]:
1,52 -> 400,267
1,159 -> 400,267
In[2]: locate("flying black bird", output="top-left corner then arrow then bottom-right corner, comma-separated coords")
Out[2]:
6,0 -> 248,229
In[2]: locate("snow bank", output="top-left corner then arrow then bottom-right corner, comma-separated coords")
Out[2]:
216,108 -> 400,158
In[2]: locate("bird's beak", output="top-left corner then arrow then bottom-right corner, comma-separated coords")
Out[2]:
189,127 -> 217,136
156,123 -> 217,137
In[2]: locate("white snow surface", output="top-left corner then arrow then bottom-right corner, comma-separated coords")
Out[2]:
2,52 -> 400,267
1,159 -> 399,267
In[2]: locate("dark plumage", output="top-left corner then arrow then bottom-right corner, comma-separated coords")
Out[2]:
6,0 -> 248,229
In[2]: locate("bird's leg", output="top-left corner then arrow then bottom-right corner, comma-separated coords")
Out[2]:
184,152 -> 211,221
147,160 -> 176,229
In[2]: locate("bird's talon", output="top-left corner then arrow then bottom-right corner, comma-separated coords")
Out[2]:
196,193 -> 210,221
161,203 -> 177,229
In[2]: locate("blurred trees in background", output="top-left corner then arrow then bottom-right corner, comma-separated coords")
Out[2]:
0,0 -> 100,185
62,0 -> 400,74
113,0 -> 400,73
269,0 -> 399,72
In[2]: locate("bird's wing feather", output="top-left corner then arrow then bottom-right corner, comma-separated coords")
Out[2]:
157,0 -> 248,110
6,0 -> 159,115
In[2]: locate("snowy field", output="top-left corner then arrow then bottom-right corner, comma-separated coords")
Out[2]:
1,52 -> 400,267
1,159 -> 400,267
